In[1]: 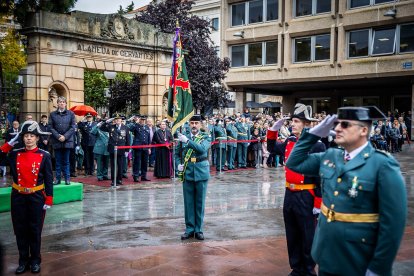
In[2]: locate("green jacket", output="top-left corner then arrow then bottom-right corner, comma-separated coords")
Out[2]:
91,125 -> 109,156
213,125 -> 227,149
235,122 -> 250,144
226,124 -> 238,148
286,131 -> 407,276
175,131 -> 211,182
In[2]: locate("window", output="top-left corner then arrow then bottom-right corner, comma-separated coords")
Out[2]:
294,35 -> 330,62
349,0 -> 393,9
266,41 -> 278,64
372,28 -> 396,55
348,30 -> 369,57
211,18 -> 219,31
230,41 -> 278,67
267,0 -> 278,21
400,23 -> 414,53
231,45 -> 245,67
232,3 -> 245,26
249,0 -> 263,24
231,0 -> 278,27
295,0 -> 331,17
248,43 -> 262,65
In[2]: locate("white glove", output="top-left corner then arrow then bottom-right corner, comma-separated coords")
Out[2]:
106,118 -> 114,123
76,146 -> 80,151
178,164 -> 184,172
177,133 -> 189,143
329,130 -> 336,137
8,132 -> 20,146
97,122 -> 103,127
309,115 -> 338,138
43,204 -> 51,210
270,118 -> 286,131
124,152 -> 129,158
312,208 -> 321,215
365,269 -> 379,276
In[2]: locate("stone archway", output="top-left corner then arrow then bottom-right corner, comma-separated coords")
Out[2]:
20,10 -> 173,120
48,81 -> 70,114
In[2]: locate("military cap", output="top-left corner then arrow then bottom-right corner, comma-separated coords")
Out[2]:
216,118 -> 224,124
85,112 -> 93,117
337,106 -> 386,121
189,114 -> 204,122
113,113 -> 122,119
139,115 -> 148,120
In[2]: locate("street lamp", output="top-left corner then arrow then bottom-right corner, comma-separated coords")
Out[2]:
104,71 -> 117,117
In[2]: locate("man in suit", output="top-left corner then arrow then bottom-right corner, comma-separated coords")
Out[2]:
5,120 -> 22,149
176,114 -> 211,241
286,106 -> 407,276
78,113 -> 97,175
101,114 -> 130,187
131,115 -> 151,182
38,115 -> 50,151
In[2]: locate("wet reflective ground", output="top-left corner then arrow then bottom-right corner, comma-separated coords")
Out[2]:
1,144 -> 413,275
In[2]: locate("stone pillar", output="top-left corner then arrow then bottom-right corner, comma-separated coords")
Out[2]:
282,95 -> 295,115
411,84 -> 414,140
235,91 -> 246,113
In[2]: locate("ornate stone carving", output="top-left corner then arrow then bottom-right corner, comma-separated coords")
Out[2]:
100,14 -> 135,41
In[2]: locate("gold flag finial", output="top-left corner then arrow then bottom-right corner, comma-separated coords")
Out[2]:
176,19 -> 180,28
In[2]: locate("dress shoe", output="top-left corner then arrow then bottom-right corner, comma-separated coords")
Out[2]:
15,264 -> 29,274
222,168 -> 228,171
122,174 -> 128,179
195,232 -> 204,240
141,177 -> 151,181
53,180 -> 61,185
117,181 -> 123,185
31,264 -> 41,274
133,176 -> 140,182
65,181 -> 70,185
180,232 -> 194,240
103,176 -> 109,180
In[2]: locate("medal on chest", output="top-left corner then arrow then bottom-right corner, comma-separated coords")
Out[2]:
348,176 -> 359,198
31,162 -> 36,174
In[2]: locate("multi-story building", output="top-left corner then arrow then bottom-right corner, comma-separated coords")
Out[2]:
222,0 -> 414,128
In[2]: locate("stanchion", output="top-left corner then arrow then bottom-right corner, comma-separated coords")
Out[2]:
172,141 -> 176,180
219,140 -> 222,173
113,146 -> 118,189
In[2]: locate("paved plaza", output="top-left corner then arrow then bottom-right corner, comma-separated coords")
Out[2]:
1,145 -> 413,275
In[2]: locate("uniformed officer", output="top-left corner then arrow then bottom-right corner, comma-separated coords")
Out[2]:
286,106 -> 407,276
225,117 -> 238,170
213,118 -> 227,171
235,116 -> 250,168
274,103 -> 325,276
0,121 -> 53,274
101,114 -> 130,187
78,113 -> 97,175
131,115 -> 151,182
176,114 -> 211,241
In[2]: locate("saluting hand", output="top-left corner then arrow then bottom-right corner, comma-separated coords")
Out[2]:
309,115 -> 338,138
8,131 -> 20,146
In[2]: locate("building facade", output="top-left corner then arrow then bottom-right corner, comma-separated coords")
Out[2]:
222,0 -> 414,130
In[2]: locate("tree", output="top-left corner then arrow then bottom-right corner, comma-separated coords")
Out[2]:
117,1 -> 134,15
0,29 -> 26,79
13,0 -> 77,26
136,0 -> 230,112
83,70 -> 108,109
109,74 -> 140,115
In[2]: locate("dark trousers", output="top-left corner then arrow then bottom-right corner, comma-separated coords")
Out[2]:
110,151 -> 124,183
55,148 -> 70,181
69,148 -> 76,173
84,146 -> 95,174
11,191 -> 45,266
149,148 -> 155,166
133,149 -> 149,178
283,189 -> 317,276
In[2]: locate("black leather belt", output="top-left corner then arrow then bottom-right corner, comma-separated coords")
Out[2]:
190,157 -> 208,163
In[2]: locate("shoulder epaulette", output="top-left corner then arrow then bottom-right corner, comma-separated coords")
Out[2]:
375,149 -> 391,157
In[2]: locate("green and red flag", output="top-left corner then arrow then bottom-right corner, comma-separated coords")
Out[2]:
167,25 -> 194,134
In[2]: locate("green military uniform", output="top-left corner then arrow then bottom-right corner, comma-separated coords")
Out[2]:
286,130 -> 407,276
226,119 -> 238,170
213,120 -> 227,171
175,131 -> 211,235
90,125 -> 109,180
235,120 -> 250,168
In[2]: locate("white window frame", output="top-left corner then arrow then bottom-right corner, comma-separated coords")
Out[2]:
230,40 -> 278,67
230,0 -> 278,27
348,0 -> 393,10
347,29 -> 371,59
293,0 -> 331,18
293,34 -> 330,63
211,18 -> 219,32
230,45 -> 247,67
398,23 -> 414,54
371,27 -> 396,56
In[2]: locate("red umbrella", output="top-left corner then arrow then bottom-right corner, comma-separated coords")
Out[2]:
70,105 -> 98,116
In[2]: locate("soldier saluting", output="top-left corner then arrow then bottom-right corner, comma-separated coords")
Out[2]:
286,106 -> 407,276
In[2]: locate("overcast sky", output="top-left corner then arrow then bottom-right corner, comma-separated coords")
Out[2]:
73,0 -> 151,14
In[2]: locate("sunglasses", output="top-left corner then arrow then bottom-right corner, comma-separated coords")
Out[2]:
334,121 -> 366,129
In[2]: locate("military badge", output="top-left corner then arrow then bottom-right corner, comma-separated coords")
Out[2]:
348,176 -> 359,198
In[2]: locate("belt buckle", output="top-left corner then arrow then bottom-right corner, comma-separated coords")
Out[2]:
327,209 -> 335,223
23,187 -> 32,193
190,157 -> 196,162
289,184 -> 295,189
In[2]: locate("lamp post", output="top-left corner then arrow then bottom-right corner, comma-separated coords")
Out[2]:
104,71 -> 117,117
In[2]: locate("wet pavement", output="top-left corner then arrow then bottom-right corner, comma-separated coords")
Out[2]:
1,144 -> 413,275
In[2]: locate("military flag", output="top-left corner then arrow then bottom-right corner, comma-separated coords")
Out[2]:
167,25 -> 194,134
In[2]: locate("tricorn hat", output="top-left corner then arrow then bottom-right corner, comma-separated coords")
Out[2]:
291,103 -> 318,122
337,106 -> 386,121
113,113 -> 122,119
20,121 -> 51,137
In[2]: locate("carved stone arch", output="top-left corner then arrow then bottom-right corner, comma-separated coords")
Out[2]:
48,81 -> 70,113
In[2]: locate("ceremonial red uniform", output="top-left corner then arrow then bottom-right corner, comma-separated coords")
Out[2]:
1,143 -> 53,268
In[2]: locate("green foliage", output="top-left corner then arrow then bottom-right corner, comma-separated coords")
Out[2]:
109,74 -> 140,115
0,28 -> 26,78
117,1 -> 134,15
83,70 -> 108,109
13,0 -> 78,26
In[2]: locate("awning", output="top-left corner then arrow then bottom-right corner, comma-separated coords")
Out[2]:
246,101 -> 262,108
261,101 -> 282,108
